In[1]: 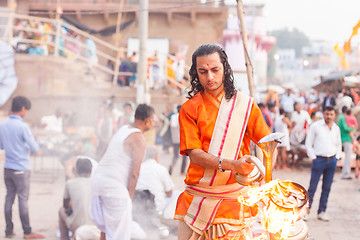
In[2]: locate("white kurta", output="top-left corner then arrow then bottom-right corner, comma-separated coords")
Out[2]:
90,125 -> 143,240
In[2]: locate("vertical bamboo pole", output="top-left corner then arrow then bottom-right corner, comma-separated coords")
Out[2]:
236,0 -> 255,98
236,0 -> 270,182
112,0 -> 125,85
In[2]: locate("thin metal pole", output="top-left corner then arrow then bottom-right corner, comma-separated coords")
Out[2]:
54,0 -> 61,57
137,0 -> 149,104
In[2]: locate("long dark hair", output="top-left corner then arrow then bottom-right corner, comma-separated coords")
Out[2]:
187,44 -> 236,100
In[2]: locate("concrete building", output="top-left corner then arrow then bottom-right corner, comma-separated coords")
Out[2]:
220,2 -> 275,90
0,0 -> 230,124
5,0 -> 228,64
273,42 -> 340,89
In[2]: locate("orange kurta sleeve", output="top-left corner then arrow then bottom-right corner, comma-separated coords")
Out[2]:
178,100 -> 203,156
179,93 -> 221,155
178,92 -> 220,185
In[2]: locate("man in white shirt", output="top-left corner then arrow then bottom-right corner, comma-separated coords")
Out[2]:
289,102 -> 312,167
136,145 -> 180,219
41,109 -> 63,133
169,105 -> 188,175
291,102 -> 311,129
280,88 -> 296,118
305,106 -> 341,222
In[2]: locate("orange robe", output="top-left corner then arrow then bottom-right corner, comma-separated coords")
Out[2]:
175,90 -> 271,228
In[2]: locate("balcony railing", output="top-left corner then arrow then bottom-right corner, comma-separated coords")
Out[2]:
26,0 -> 227,12
0,10 -> 186,90
27,0 -> 225,5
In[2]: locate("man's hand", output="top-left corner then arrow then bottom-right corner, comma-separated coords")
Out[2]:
31,149 -> 43,156
233,155 -> 255,175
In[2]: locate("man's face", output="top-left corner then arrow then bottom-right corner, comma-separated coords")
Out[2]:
144,114 -> 155,132
125,105 -> 132,113
196,52 -> 224,96
295,103 -> 301,112
19,106 -> 27,118
323,110 -> 335,124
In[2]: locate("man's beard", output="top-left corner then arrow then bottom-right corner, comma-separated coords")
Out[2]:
324,119 -> 332,124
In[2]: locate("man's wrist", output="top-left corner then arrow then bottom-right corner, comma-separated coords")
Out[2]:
218,158 -> 225,172
221,159 -> 235,172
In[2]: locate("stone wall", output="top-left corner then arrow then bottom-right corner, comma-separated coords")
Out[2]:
0,55 -> 185,127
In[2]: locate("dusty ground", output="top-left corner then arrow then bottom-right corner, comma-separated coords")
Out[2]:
0,149 -> 359,240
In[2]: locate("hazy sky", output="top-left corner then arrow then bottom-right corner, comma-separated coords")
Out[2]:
251,0 -> 360,44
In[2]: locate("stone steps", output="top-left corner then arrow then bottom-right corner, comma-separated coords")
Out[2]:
5,54 -> 186,125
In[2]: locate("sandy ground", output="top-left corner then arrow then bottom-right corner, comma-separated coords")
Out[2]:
0,148 -> 359,240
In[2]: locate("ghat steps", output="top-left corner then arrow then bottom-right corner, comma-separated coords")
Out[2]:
3,54 -> 185,125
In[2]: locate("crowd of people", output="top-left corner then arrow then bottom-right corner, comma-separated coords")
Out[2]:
12,19 -> 82,59
259,87 -> 360,174
2,43 -> 360,239
0,95 -> 183,239
11,18 -> 188,98
107,51 -> 187,96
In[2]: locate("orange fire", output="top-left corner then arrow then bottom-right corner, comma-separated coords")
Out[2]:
237,179 -> 308,240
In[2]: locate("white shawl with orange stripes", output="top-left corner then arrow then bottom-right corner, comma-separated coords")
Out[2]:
183,90 -> 254,236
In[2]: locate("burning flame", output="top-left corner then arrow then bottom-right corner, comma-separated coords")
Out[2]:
237,179 -> 308,240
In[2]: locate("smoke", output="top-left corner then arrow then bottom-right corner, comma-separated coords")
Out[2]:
132,190 -> 176,238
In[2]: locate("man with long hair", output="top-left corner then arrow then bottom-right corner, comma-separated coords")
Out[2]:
174,44 -> 271,239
